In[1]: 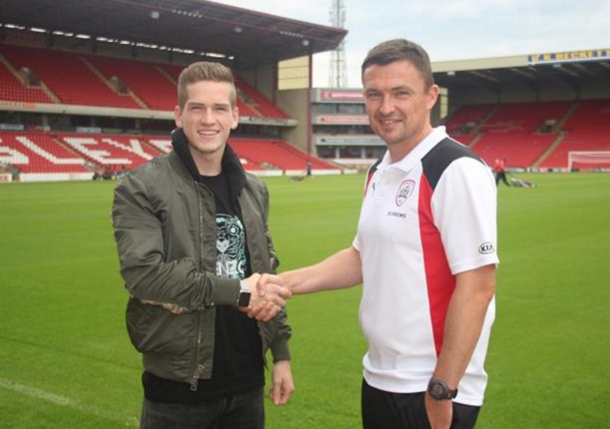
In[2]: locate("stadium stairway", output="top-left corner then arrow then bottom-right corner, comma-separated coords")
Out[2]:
79,57 -> 149,109
445,104 -> 494,135
538,100 -> 610,169
156,66 -> 177,86
532,133 -> 567,167
538,129 -> 610,169
552,101 -> 580,132
0,54 -> 58,104
84,55 -> 177,111
234,76 -> 289,119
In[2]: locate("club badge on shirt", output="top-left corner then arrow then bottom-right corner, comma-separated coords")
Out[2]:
395,180 -> 416,206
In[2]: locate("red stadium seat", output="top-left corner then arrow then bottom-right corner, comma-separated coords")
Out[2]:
0,132 -> 89,173
0,59 -> 52,103
84,55 -> 177,110
0,44 -> 140,109
57,134 -> 160,171
230,139 -> 337,171
539,100 -> 610,169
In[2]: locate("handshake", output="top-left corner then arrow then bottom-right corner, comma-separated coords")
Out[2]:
238,273 -> 292,322
139,273 -> 292,321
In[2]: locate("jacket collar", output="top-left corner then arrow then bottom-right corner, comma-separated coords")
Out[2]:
171,128 -> 247,199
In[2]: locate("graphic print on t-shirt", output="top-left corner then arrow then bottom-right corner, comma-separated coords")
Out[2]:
216,214 -> 247,280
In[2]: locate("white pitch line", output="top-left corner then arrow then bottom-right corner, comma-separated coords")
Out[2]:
0,377 -> 138,427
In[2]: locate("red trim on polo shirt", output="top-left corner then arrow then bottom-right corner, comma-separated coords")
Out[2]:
418,174 -> 456,357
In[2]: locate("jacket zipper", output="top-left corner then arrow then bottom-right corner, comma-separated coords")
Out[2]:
240,195 -> 270,370
190,183 -> 206,391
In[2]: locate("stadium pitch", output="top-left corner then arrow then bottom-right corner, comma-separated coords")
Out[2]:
0,173 -> 609,429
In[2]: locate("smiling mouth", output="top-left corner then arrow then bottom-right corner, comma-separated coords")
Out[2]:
197,130 -> 219,137
379,118 -> 401,127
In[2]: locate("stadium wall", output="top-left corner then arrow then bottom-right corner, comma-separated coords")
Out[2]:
276,89 -> 309,153
239,64 -> 277,101
579,80 -> 610,99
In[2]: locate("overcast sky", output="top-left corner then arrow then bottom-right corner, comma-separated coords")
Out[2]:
220,0 -> 610,88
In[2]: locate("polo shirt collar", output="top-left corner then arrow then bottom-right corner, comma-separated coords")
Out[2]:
377,126 -> 448,174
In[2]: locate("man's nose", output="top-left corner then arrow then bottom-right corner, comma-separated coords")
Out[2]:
378,96 -> 395,115
200,109 -> 214,123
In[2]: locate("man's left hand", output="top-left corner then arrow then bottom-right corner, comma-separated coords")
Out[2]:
269,360 -> 295,405
424,393 -> 453,429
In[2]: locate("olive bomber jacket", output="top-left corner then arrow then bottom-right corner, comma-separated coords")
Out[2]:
112,130 -> 291,389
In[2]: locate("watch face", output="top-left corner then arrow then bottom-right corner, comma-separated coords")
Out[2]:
238,291 -> 251,307
430,382 -> 446,399
428,379 -> 457,400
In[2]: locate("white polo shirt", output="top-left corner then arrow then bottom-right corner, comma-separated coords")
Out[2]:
353,127 -> 499,406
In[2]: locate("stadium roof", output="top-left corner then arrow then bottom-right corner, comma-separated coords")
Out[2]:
432,49 -> 610,91
0,0 -> 347,69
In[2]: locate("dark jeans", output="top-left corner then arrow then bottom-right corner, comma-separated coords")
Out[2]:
362,379 -> 480,429
139,386 -> 264,429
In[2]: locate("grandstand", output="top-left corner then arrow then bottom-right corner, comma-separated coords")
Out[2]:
434,51 -> 610,171
310,71 -> 610,172
0,130 -> 336,181
1,1 -> 609,181
0,44 -> 141,109
0,0 -> 347,182
445,99 -> 610,170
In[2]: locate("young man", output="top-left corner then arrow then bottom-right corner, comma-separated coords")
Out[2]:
112,61 -> 294,429
272,39 -> 498,429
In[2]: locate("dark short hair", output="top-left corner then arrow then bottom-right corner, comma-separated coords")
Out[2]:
177,61 -> 236,109
361,39 -> 435,89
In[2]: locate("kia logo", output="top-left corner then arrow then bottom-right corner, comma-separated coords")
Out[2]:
479,242 -> 495,254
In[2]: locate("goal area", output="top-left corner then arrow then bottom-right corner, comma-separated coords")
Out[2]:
567,151 -> 610,170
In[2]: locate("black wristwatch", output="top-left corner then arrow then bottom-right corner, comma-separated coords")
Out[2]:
236,280 -> 251,307
427,377 -> 458,400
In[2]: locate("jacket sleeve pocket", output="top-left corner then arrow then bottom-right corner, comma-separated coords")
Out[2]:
125,297 -> 195,354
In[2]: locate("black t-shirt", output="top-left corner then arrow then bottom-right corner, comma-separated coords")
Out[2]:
143,170 -> 264,403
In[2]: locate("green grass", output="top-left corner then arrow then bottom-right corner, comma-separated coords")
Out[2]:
0,173 -> 609,428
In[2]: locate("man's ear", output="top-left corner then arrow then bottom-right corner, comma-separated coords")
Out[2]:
231,106 -> 239,130
174,105 -> 183,128
427,85 -> 440,110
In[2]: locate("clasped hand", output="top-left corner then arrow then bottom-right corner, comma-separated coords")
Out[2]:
239,273 -> 292,322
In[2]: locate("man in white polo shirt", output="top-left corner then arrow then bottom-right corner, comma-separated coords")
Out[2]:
272,39 -> 498,429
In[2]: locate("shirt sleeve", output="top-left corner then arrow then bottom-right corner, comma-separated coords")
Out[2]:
353,170 -> 374,252
431,157 -> 499,275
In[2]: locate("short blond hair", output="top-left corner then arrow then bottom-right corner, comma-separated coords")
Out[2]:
177,61 -> 236,109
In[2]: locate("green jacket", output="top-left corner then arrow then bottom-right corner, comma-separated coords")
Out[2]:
112,135 -> 290,390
